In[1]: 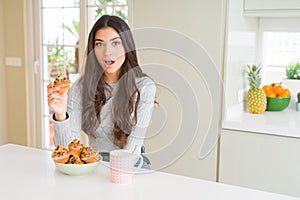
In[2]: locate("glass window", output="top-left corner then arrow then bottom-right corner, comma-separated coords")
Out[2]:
263,32 -> 300,67
259,18 -> 300,85
86,0 -> 128,33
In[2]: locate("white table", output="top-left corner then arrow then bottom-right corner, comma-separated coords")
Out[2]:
0,144 -> 299,200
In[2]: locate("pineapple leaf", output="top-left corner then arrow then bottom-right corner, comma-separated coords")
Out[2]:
247,64 -> 262,88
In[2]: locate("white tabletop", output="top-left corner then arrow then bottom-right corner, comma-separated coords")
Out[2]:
0,144 -> 299,200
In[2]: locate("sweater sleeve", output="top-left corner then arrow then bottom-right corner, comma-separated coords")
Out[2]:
52,80 -> 82,148
124,78 -> 156,154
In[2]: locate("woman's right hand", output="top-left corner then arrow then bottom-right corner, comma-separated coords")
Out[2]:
47,83 -> 68,121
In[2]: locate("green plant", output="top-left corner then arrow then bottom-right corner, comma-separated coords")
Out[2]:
47,37 -> 73,80
95,0 -> 127,21
63,20 -> 79,73
63,20 -> 79,39
285,62 -> 300,79
297,92 -> 300,103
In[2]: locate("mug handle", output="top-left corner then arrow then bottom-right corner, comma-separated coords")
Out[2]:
134,154 -> 144,172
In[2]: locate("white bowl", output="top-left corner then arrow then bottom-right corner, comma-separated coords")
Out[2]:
55,161 -> 100,176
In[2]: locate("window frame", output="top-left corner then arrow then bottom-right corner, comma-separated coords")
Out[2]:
25,0 -> 132,149
258,17 -> 300,85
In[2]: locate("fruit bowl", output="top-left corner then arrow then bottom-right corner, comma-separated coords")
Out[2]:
266,97 -> 291,111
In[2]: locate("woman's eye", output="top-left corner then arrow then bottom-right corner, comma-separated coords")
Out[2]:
112,41 -> 121,46
95,42 -> 104,47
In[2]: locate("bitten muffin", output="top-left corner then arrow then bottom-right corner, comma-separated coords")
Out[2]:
80,146 -> 101,163
68,139 -> 84,156
67,155 -> 85,164
52,146 -> 70,164
54,75 -> 70,94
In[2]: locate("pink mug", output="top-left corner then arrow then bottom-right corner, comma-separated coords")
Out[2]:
110,149 -> 143,184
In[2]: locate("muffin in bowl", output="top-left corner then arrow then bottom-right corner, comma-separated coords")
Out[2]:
80,146 -> 101,163
67,155 -> 85,164
68,139 -> 84,156
52,146 -> 70,164
52,140 -> 102,175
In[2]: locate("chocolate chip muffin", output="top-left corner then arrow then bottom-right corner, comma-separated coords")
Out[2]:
54,75 -> 70,94
67,155 -> 85,164
52,146 -> 70,164
80,146 -> 101,163
68,139 -> 84,156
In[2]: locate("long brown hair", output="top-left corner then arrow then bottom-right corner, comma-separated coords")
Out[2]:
79,15 -> 145,147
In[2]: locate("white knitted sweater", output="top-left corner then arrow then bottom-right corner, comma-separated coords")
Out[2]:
53,76 -> 156,154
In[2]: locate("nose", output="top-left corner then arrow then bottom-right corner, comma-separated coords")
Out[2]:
105,44 -> 113,56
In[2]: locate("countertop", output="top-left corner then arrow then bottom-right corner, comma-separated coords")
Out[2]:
1,144 -> 299,200
222,102 -> 300,138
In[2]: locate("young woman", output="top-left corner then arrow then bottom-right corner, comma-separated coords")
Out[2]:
47,15 -> 156,169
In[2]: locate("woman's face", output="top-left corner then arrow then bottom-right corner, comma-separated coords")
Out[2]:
94,27 -> 126,78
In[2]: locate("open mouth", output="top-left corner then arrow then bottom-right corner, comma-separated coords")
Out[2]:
105,60 -> 115,66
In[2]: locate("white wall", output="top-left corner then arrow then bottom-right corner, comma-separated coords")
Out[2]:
0,0 -> 8,145
132,0 -> 226,181
223,0 -> 259,118
3,0 -> 27,146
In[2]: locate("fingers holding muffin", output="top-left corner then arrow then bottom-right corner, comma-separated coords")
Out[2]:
47,76 -> 70,120
47,76 -> 70,95
53,75 -> 71,94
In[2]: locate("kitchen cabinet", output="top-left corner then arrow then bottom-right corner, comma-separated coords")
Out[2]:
222,1 -> 300,197
219,129 -> 300,198
244,0 -> 300,16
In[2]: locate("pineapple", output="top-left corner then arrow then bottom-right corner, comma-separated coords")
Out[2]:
246,64 -> 266,114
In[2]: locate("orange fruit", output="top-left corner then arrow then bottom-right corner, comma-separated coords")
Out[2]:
278,88 -> 291,97
272,84 -> 283,95
278,93 -> 288,98
262,85 -> 272,93
265,90 -> 276,98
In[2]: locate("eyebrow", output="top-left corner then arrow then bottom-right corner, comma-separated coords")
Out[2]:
94,36 -> 121,42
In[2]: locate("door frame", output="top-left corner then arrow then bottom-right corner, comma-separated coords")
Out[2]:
24,0 -> 43,148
